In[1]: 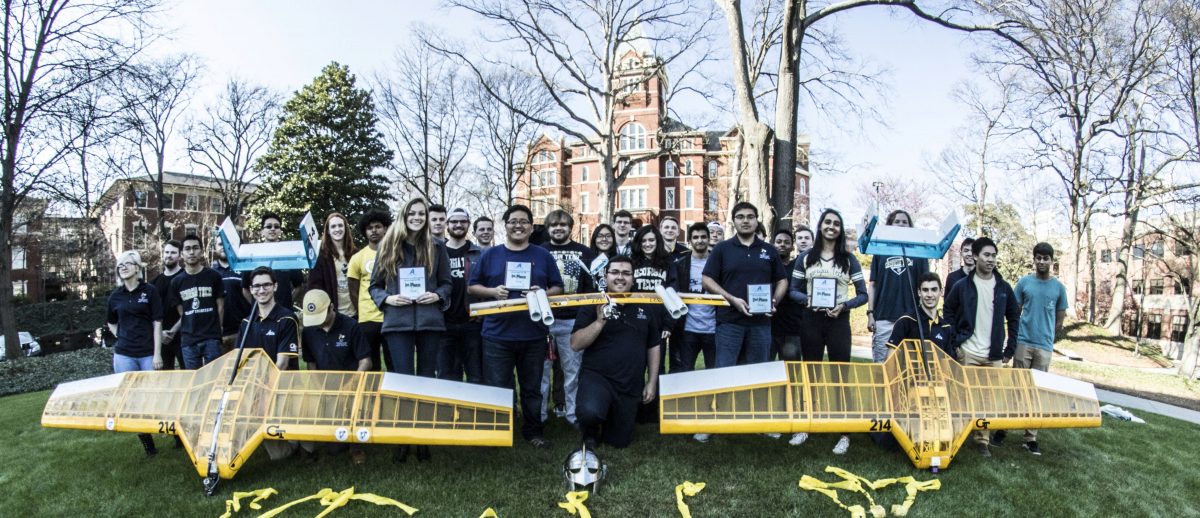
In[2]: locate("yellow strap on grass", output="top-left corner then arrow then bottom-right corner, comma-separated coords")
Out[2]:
675,481 -> 706,518
218,488 -> 277,518
479,508 -> 499,517
255,487 -> 418,517
558,490 -> 592,518
798,466 -> 940,518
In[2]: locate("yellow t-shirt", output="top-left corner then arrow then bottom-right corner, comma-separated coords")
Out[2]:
346,247 -> 382,323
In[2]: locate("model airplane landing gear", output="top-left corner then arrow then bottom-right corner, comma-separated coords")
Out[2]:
203,474 -> 220,496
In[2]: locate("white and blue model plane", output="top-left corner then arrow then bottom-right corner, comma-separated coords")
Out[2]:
857,205 -> 962,260
217,212 -> 321,272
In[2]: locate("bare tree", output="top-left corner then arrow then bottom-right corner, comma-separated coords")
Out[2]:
376,31 -> 476,206
469,68 -> 549,212
118,54 -> 202,240
1142,200 -> 1200,379
854,175 -> 936,226
978,0 -> 1169,319
2,0 -> 158,360
430,0 -> 717,222
186,78 -> 278,221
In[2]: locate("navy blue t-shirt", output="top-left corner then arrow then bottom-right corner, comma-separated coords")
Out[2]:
542,240 -> 596,320
214,263 -> 251,335
468,244 -> 564,342
772,258 -> 804,336
169,268 -> 226,347
238,303 -> 299,363
869,255 -> 930,321
701,237 -> 788,326
573,304 -> 661,397
107,281 -> 164,357
302,313 -> 371,371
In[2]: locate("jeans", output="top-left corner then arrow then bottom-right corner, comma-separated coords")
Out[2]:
482,337 -> 547,440
539,319 -> 581,423
385,331 -> 440,377
438,321 -> 483,383
672,332 -> 716,372
714,323 -> 771,367
182,339 -> 221,369
871,320 -> 897,363
113,353 -> 154,373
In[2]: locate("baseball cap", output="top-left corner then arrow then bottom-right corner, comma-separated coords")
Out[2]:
448,208 -> 471,221
302,290 -> 331,327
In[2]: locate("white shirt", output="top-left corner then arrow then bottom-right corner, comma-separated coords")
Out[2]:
961,274 -> 996,358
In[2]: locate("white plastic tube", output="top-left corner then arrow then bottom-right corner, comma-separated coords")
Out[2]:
534,289 -> 555,326
655,285 -> 689,319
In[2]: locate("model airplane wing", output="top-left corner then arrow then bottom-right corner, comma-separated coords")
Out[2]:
217,213 -> 320,272
857,205 -> 961,259
43,349 -> 513,480
659,340 -> 1100,470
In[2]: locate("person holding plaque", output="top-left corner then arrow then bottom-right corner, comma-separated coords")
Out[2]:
468,204 -> 565,449
369,198 -> 453,379
701,202 -> 789,368
787,208 -> 868,454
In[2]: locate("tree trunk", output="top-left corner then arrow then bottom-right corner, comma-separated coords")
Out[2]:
1182,287 -> 1200,379
770,0 -> 801,232
1104,208 -> 1139,333
1087,223 -> 1097,323
717,0 -> 772,224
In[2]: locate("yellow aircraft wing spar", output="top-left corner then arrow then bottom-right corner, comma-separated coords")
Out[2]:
469,290 -> 729,318
42,349 -> 513,486
659,339 -> 1101,470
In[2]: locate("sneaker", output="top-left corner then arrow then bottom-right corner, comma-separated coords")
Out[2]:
977,443 -> 991,457
991,430 -> 1007,447
788,433 -> 809,446
832,435 -> 850,455
763,433 -> 782,439
528,436 -> 550,449
692,433 -> 711,443
1024,441 -> 1042,456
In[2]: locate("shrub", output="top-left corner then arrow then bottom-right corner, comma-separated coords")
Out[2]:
0,347 -> 113,397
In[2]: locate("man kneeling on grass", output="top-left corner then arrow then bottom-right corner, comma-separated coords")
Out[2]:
571,256 -> 663,449
301,289 -> 373,463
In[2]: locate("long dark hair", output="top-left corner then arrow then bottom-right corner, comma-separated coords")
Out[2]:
805,208 -> 851,272
376,198 -> 436,282
590,224 -> 616,256
631,225 -> 670,270
318,212 -> 358,264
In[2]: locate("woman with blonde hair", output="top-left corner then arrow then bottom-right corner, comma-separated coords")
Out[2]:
106,250 -> 164,456
307,212 -> 360,317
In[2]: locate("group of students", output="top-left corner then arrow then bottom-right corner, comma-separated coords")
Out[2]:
105,198 -> 1067,463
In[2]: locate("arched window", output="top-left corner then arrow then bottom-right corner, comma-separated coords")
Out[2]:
619,123 -> 647,151
665,161 -> 676,177
685,159 -> 694,175
707,160 -> 718,178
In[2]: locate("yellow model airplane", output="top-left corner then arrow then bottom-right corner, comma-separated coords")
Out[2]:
659,339 -> 1101,470
42,349 -> 513,492
469,289 -> 729,321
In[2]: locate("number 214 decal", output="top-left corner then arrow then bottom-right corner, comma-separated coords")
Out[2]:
157,421 -> 177,435
869,419 -> 892,432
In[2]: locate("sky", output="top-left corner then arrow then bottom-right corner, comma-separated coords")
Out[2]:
155,0 -> 1016,228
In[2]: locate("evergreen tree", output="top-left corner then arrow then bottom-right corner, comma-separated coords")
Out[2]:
253,62 -> 392,230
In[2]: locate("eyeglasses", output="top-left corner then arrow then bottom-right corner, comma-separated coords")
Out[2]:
117,262 -> 138,269
249,283 -> 275,291
607,270 -> 633,277
506,220 -> 531,227
263,224 -> 281,230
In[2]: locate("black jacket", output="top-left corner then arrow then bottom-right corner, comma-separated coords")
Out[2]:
943,270 -> 1020,361
368,242 -> 453,333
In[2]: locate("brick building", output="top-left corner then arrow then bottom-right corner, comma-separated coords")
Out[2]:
516,49 -> 811,241
10,198 -> 48,302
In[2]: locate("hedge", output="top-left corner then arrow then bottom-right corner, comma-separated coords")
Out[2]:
0,346 -> 113,397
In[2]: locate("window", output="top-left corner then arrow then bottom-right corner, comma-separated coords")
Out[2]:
707,161 -> 718,178
619,123 -> 647,151
798,176 -> 808,194
161,192 -> 174,210
211,197 -> 224,214
132,222 -> 149,250
1176,240 -> 1193,256
185,224 -> 199,237
620,77 -> 641,95
1150,279 -> 1164,295
542,169 -> 556,186
12,280 -> 28,297
134,190 -> 148,208
1147,314 -> 1163,339
1172,317 -> 1188,343
580,225 -> 589,243
185,194 -> 199,211
1101,249 -> 1112,263
684,187 -> 694,209
665,187 -> 676,210
685,159 -> 694,175
581,193 -> 590,213
1151,240 -> 1165,258
533,149 -> 554,164
1177,278 -> 1192,296
1133,280 -> 1144,295
11,246 -> 25,269
618,186 -> 647,210
626,161 -> 647,177
665,161 -> 676,177
1133,245 -> 1145,260
581,166 -> 590,182
532,196 -> 556,218
707,190 -> 718,211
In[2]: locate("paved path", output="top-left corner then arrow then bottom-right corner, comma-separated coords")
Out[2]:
849,344 -> 1200,425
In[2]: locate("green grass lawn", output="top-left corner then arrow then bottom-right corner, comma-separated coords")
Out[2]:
4,392 -> 1199,517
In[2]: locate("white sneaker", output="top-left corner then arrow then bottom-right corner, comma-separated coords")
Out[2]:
693,433 -> 711,443
789,433 -> 809,446
832,435 -> 850,455
763,433 -> 782,439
